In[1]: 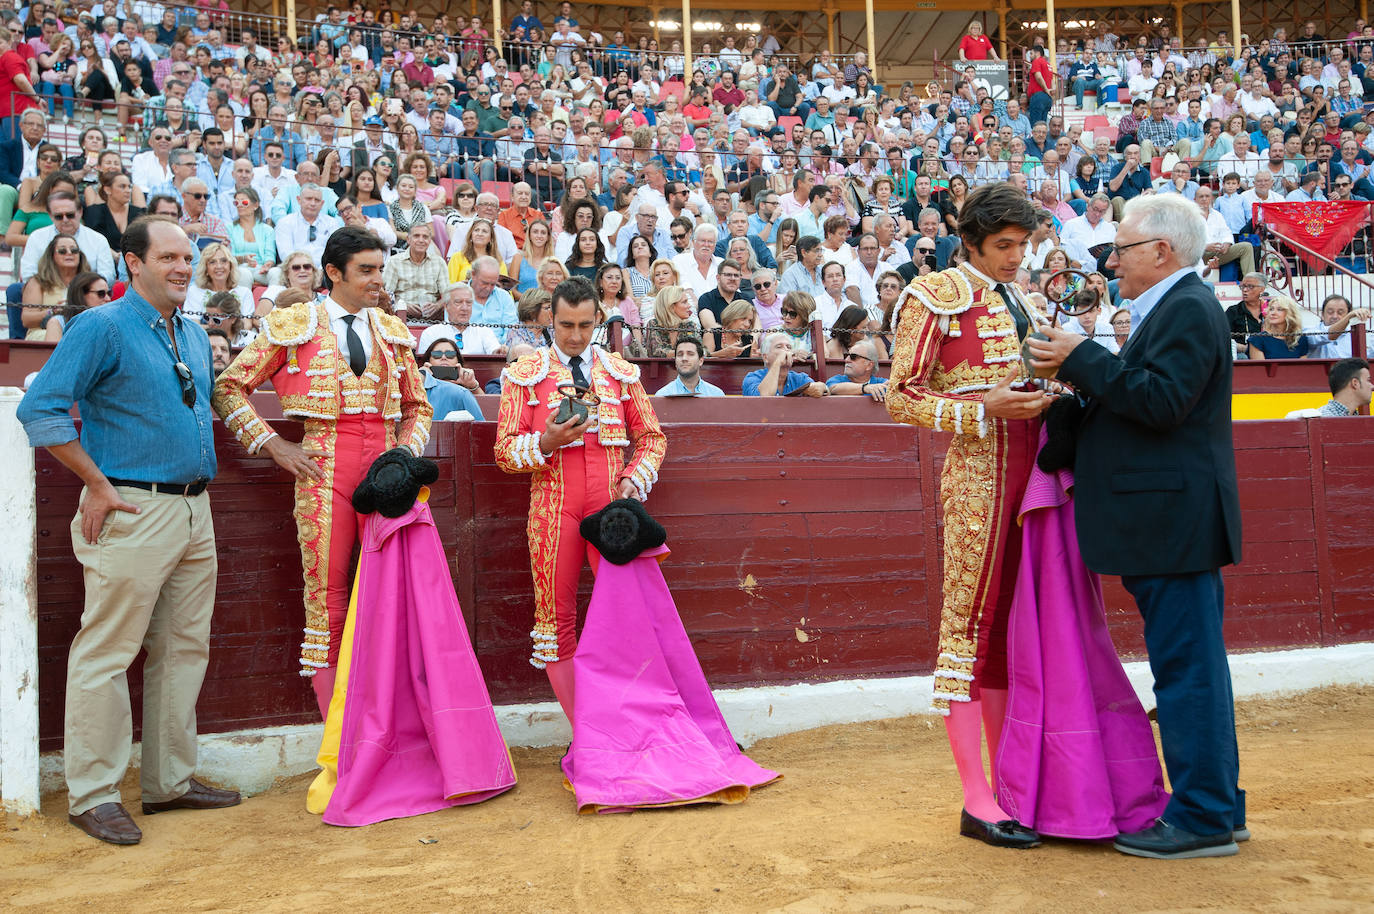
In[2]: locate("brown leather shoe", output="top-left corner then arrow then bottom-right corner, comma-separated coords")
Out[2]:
69,802 -> 142,845
141,778 -> 242,815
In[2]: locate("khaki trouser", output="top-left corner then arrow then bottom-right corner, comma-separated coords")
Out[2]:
66,486 -> 216,815
1213,241 -> 1256,277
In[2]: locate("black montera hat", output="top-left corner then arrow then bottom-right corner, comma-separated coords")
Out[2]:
579,498 -> 667,565
352,448 -> 440,518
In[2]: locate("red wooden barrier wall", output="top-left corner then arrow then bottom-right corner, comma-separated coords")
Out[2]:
30,406 -> 1374,750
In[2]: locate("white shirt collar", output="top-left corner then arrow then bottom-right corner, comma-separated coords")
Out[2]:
551,342 -> 591,368
324,297 -> 368,323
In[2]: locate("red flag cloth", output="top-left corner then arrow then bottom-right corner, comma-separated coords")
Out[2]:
1255,201 -> 1372,270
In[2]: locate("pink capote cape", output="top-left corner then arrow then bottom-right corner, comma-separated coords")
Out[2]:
995,455 -> 1169,840
314,495 -> 516,827
562,545 -> 780,814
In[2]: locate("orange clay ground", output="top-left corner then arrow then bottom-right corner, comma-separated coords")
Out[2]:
2,686 -> 1371,913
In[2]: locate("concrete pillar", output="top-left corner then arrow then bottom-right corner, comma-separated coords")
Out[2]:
0,388 -> 38,817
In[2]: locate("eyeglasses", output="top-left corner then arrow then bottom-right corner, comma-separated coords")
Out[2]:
428,348 -> 459,359
671,232 -> 687,241
185,192 -> 208,199
845,352 -> 874,363
54,247 -> 79,255
756,280 -> 774,288
1108,237 -> 1165,256
38,153 -> 60,162
290,263 -> 314,272
458,191 -> 476,198
780,308 -> 799,318
173,360 -> 197,408
51,212 -> 78,221
88,287 -> 110,299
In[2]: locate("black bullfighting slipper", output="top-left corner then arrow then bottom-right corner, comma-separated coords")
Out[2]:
1113,819 -> 1239,859
959,808 -> 1042,848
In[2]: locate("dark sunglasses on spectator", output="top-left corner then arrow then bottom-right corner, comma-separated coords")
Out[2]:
290,263 -> 314,271
781,308 -> 799,318
458,191 -> 476,198
429,348 -> 459,359
185,192 -> 208,199
756,280 -> 774,288
51,212 -> 79,221
671,232 -> 687,241
89,287 -> 110,299
845,352 -> 873,362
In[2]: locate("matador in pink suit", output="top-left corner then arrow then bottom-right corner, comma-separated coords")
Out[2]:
213,228 -> 433,714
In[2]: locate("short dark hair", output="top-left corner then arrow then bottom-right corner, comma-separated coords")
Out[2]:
206,327 -> 232,345
808,184 -> 830,203
551,276 -> 596,316
202,126 -> 224,143
797,235 -> 822,255
958,182 -> 1039,251
675,334 -> 705,358
146,194 -> 181,217
1328,358 -> 1370,395
121,214 -> 184,264
321,225 -> 388,290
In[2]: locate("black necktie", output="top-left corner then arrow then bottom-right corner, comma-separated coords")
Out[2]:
342,314 -> 366,377
996,283 -> 1030,341
569,354 -> 589,388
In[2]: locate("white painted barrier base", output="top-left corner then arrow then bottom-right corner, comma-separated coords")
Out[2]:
26,641 -> 1374,801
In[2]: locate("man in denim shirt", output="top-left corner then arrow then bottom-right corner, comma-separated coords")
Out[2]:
17,216 -> 238,846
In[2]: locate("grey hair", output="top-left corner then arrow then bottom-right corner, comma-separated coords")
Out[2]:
1242,271 -> 1267,287
470,255 -> 502,276
1121,194 -> 1207,266
693,223 -> 719,243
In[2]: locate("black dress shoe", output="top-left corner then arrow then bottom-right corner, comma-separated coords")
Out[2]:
1113,819 -> 1238,859
69,802 -> 142,845
142,778 -> 241,815
959,809 -> 1042,848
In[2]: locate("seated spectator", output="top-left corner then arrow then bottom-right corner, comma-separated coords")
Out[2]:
645,284 -> 703,358
815,260 -> 850,329
825,304 -> 888,362
437,282 -> 505,356
1248,294 -> 1311,360
200,291 -> 251,349
20,190 -> 115,284
594,263 -> 642,351
1306,294 -> 1372,359
275,184 -> 341,263
449,218 -> 508,284
8,172 -> 76,258
184,241 -> 253,324
656,335 -> 725,396
711,300 -> 757,359
777,290 -> 818,354
1196,185 -> 1256,277
260,251 -> 322,309
673,222 -> 723,299
696,257 -> 744,332
509,287 -> 553,350
743,333 -> 828,397
826,338 -> 888,401
21,235 -> 90,337
538,259 -> 571,294
1318,357 -> 1373,416
226,186 -> 274,283
414,323 -> 486,420
467,256 -> 520,343
385,223 -> 449,321
387,175 -> 433,247
43,271 -> 111,344
1108,144 -> 1154,219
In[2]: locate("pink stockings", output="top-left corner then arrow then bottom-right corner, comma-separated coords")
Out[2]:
945,688 -> 1010,822
545,658 -> 577,720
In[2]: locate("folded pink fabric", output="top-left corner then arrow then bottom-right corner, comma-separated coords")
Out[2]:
325,500 -> 516,826
995,454 -> 1169,840
563,546 -> 779,814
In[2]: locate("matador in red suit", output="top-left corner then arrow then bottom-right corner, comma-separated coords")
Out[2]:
213,228 -> 433,715
885,183 -> 1052,848
495,278 -> 666,717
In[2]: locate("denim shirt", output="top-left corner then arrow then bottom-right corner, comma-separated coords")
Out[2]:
18,289 -> 218,484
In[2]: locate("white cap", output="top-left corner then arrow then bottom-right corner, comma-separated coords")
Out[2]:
416,323 -> 459,357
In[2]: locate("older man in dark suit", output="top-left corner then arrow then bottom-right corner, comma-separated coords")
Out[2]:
1028,193 -> 1245,860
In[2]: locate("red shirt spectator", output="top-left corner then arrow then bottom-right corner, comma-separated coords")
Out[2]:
713,84 -> 744,109
0,37 -> 38,123
1028,52 -> 1053,99
959,31 -> 994,61
403,58 -> 435,88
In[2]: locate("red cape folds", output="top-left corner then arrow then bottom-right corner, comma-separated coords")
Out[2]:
321,498 -> 516,827
562,546 -> 780,814
994,456 -> 1168,839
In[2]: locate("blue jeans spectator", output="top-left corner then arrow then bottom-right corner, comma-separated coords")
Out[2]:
1071,76 -> 1103,108
1068,197 -> 1088,216
8,282 -> 25,340
42,82 -> 75,120
1028,91 -> 1052,127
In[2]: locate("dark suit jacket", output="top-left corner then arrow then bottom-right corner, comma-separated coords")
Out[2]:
0,137 -> 27,189
351,140 -> 398,177
1057,270 -> 1242,577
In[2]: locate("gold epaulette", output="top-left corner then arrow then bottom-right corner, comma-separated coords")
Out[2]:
502,347 -> 552,388
372,309 -> 417,347
907,268 -> 977,317
263,301 -> 319,347
592,347 -> 640,384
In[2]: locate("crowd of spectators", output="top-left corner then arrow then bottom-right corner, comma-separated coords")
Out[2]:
0,2 -> 1369,403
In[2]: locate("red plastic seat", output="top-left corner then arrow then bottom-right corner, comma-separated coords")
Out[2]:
777,115 -> 803,134
486,181 -> 513,205
1149,157 -> 1164,179
1083,115 -> 1110,129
